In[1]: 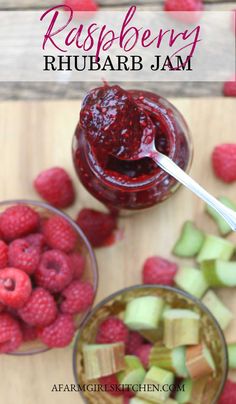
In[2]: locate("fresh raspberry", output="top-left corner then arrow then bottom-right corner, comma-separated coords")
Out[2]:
43,215 -> 77,253
0,240 -> 8,269
219,380 -> 236,404
96,316 -> 129,344
39,313 -> 75,348
60,280 -> 94,314
126,331 -> 144,355
8,239 -> 40,275
0,268 -> 32,308
20,322 -> 38,342
99,375 -> 122,397
223,79 -> 236,97
64,0 -> 98,12
18,287 -> 57,327
134,344 -> 152,369
142,256 -> 178,286
35,249 -> 73,293
76,209 -> 117,247
0,313 -> 23,353
164,0 -> 203,12
0,302 -> 5,312
0,205 -> 39,241
69,252 -> 85,279
34,167 -> 75,209
212,144 -> 236,183
24,233 -> 46,251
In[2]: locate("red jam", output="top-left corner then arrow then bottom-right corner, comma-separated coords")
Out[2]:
73,85 -> 192,211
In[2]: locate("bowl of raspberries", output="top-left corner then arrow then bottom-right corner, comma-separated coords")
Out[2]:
0,200 -> 98,354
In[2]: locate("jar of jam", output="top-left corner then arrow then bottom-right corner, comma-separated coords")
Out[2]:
72,85 -> 193,213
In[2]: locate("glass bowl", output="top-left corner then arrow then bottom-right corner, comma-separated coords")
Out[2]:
73,285 -> 228,404
0,199 -> 98,355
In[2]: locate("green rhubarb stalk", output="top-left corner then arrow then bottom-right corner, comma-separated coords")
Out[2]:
172,221 -> 205,257
206,196 -> 236,236
149,345 -> 188,378
174,267 -> 209,298
117,355 -> 146,385
197,235 -> 235,263
137,366 -> 174,402
202,290 -> 233,330
163,309 -> 200,349
227,344 -> 236,369
201,259 -> 236,287
124,296 -> 164,331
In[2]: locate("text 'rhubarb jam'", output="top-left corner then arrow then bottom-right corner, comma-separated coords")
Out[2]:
72,85 -> 192,212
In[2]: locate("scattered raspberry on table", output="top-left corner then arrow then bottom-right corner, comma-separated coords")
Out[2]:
142,256 -> 178,285
212,144 -> 236,183
219,380 -> 236,404
64,0 -> 98,12
223,79 -> 236,97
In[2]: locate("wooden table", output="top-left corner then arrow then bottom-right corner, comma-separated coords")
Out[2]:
0,0 -> 235,100
0,96 -> 235,404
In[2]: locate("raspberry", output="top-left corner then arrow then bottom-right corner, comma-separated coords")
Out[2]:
142,256 -> 178,286
0,313 -> 23,353
24,233 -> 46,251
8,239 -> 40,275
164,0 -> 203,12
0,268 -> 32,308
76,209 -> 117,247
0,240 -> 8,269
134,344 -> 152,369
223,79 -> 236,97
43,215 -> 77,253
35,250 -> 73,293
126,331 -> 144,355
39,313 -> 75,348
219,380 -> 236,404
212,144 -> 236,183
64,0 -> 98,12
18,287 -> 57,327
20,322 -> 38,342
69,252 -> 85,279
34,167 -> 75,209
60,280 -> 94,314
0,205 -> 39,241
99,375 -> 122,397
96,316 -> 129,344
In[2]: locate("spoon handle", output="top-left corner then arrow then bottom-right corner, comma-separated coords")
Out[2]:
153,151 -> 236,231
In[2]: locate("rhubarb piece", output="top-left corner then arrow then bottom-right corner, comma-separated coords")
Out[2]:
201,259 -> 236,287
82,342 -> 125,380
163,309 -> 200,348
175,379 -> 193,403
186,344 -> 215,379
206,196 -> 236,235
176,378 -> 208,404
202,290 -> 233,330
139,328 -> 163,344
173,221 -> 205,257
149,344 -> 188,377
174,267 -> 208,298
117,355 -> 146,385
197,235 -> 235,263
137,366 -> 174,402
124,296 -> 164,331
227,344 -> 236,368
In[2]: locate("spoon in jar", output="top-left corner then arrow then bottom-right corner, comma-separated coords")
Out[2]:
117,131 -> 236,232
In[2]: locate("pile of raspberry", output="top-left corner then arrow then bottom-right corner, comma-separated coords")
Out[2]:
0,204 -> 94,353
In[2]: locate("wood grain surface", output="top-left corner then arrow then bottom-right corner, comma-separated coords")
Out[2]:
0,96 -> 235,404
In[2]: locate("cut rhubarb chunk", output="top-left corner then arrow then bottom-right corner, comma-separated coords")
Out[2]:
175,379 -> 193,403
206,196 -> 236,236
197,235 -> 235,263
174,267 -> 208,298
117,355 -> 146,385
149,344 -> 188,377
227,344 -> 236,368
83,342 -> 125,380
124,296 -> 164,331
163,309 -> 200,349
172,221 -> 205,257
176,378 -> 207,404
202,290 -> 233,330
201,259 -> 236,287
137,366 -> 174,402
129,399 -> 152,404
186,344 -> 215,379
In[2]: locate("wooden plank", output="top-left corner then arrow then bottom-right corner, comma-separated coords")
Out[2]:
0,97 -> 235,404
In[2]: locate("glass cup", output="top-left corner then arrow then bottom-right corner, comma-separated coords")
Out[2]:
0,199 -> 98,356
73,285 -> 228,404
